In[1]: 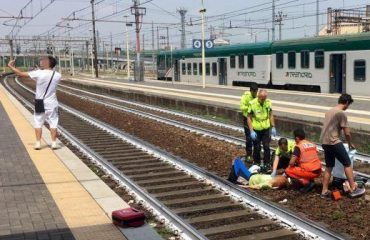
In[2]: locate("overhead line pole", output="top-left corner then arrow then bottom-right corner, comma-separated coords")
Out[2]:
200,0 -> 206,89
316,0 -> 320,36
131,0 -> 146,82
272,0 -> 275,41
91,0 -> 99,78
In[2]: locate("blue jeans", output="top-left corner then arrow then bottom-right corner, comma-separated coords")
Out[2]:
228,158 -> 252,183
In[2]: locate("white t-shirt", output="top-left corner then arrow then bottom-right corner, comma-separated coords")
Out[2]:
28,69 -> 61,110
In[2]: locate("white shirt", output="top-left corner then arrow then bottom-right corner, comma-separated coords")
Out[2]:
28,69 -> 61,109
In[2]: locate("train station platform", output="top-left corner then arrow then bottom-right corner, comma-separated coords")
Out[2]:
0,82 -> 161,239
67,74 -> 370,131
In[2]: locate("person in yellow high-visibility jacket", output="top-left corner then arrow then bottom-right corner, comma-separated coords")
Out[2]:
240,83 -> 258,160
247,89 -> 276,166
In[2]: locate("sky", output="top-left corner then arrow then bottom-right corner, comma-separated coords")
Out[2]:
0,0 -> 370,52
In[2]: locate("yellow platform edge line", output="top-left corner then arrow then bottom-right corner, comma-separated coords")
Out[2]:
0,85 -> 125,240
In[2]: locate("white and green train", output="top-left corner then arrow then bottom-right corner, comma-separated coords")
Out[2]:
157,33 -> 370,95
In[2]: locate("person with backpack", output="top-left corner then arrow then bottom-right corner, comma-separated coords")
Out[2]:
8,56 -> 61,150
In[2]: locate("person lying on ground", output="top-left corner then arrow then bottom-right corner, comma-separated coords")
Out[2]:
271,138 -> 295,177
227,157 -> 288,190
285,128 -> 322,193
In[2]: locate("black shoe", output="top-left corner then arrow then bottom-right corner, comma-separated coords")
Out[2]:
320,191 -> 332,200
227,167 -> 238,184
300,181 -> 315,193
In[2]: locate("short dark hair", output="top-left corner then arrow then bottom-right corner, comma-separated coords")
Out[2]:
250,83 -> 258,92
338,94 -> 353,105
278,138 -> 288,146
42,55 -> 57,68
293,128 -> 305,140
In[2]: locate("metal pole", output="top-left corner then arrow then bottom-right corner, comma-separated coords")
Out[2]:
200,0 -> 206,89
171,45 -> 174,84
156,26 -> 159,50
133,0 -> 143,82
86,41 -> 89,71
110,32 -> 113,69
272,0 -> 275,41
71,48 -> 75,76
142,34 -> 145,52
178,8 -> 187,49
125,16 -> 131,80
91,47 -> 94,78
166,27 -> 169,47
9,39 -> 14,60
152,21 -> 155,78
91,0 -> 99,78
316,0 -> 319,36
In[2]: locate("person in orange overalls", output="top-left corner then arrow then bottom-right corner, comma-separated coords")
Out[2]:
285,128 -> 322,193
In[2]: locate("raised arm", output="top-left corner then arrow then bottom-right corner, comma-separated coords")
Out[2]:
8,60 -> 29,78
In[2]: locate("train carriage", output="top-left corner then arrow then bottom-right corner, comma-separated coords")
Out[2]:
157,33 -> 370,95
271,33 -> 370,94
157,42 -> 272,87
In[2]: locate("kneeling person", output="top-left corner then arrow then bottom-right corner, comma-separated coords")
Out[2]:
271,138 -> 295,177
285,128 -> 322,193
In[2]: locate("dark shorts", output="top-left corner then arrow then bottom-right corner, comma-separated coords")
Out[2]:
322,143 -> 351,168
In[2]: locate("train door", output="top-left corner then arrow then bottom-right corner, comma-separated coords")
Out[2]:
174,60 -> 180,81
329,54 -> 346,93
218,58 -> 227,85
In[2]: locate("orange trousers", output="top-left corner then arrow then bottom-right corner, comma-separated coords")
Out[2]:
285,166 -> 321,185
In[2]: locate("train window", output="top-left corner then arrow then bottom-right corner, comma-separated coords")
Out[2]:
193,63 -> 198,75
315,50 -> 324,69
212,62 -> 217,76
238,55 -> 245,69
182,63 -> 186,75
206,63 -> 211,76
301,51 -> 310,69
248,54 -> 254,68
288,51 -> 296,69
199,63 -> 203,75
230,56 -> 236,68
276,52 -> 284,69
354,60 -> 366,82
187,63 -> 192,75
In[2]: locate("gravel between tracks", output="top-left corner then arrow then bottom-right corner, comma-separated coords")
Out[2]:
20,78 -> 370,239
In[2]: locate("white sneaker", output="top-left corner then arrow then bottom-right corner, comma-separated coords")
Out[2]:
34,141 -> 41,150
51,141 -> 58,150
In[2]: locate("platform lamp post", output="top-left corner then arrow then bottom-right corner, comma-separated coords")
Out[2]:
200,0 -> 206,89
125,16 -> 133,80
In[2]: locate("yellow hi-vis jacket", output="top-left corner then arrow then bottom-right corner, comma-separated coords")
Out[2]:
240,92 -> 256,117
247,98 -> 272,131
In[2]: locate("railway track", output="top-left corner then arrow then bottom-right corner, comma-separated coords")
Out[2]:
58,82 -> 370,165
2,76 -> 350,240
52,81 -> 370,179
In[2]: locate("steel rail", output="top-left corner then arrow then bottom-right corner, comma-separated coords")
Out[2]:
58,82 -> 370,164
3,77 -> 208,240
15,78 -> 370,181
8,77 -> 350,240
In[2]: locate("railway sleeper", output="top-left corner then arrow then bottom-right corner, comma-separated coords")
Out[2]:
173,202 -> 241,216
135,175 -> 191,186
120,166 -> 175,175
153,187 -> 215,199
